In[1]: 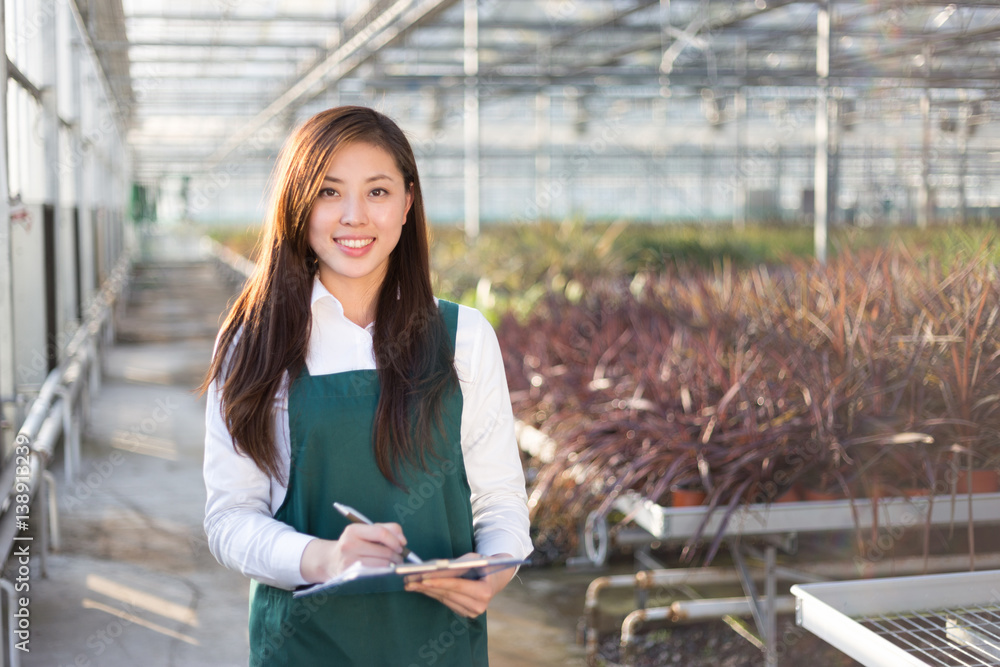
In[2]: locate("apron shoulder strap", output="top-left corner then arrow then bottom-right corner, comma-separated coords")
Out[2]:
436,299 -> 460,346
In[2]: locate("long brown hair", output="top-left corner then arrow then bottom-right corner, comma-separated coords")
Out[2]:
202,106 -> 458,486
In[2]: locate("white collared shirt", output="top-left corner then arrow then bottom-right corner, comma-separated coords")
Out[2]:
203,277 -> 533,590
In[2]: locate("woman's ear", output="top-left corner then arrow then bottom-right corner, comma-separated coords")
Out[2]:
404,183 -> 414,221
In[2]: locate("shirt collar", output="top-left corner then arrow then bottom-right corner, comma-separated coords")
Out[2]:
310,275 -> 375,332
310,274 -> 339,310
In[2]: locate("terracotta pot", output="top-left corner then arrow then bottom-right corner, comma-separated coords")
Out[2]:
803,487 -> 841,502
671,488 -> 707,507
774,486 -> 802,503
956,469 -> 999,494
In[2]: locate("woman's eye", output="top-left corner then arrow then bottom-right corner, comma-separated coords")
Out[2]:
370,188 -> 387,197
319,188 -> 338,198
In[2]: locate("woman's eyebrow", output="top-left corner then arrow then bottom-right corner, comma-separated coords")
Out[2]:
322,174 -> 395,183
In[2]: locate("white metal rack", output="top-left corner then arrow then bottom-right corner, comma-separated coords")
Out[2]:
611,491 -> 1000,544
792,570 -> 1000,666
599,491 -> 1000,666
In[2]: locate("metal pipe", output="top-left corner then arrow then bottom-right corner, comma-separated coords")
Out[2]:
669,596 -> 797,623
594,551 -> 1000,615
618,597 -> 795,664
42,472 -> 58,553
5,58 -> 42,101
583,551 -> 1000,664
0,578 -> 20,667
37,470 -> 48,579
584,573 -> 636,663
620,606 -> 671,661
56,387 -> 76,482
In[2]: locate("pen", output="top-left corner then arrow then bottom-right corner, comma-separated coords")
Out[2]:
333,502 -> 423,564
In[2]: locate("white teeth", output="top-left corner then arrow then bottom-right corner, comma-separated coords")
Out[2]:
338,238 -> 373,249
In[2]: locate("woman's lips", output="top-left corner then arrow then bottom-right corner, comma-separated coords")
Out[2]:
335,237 -> 374,251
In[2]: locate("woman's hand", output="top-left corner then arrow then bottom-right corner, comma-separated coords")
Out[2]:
404,553 -> 516,618
300,522 -> 409,584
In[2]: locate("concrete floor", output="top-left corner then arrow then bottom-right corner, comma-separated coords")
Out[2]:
18,229 -> 585,667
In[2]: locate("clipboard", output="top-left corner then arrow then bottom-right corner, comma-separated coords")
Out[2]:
292,555 -> 527,598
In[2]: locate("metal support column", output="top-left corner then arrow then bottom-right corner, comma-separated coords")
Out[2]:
734,38 -> 747,230
775,144 -> 784,223
813,0 -> 830,264
463,0 -> 480,241
534,86 -> 551,222
71,37 -> 95,310
917,44 -> 932,229
729,539 -> 778,667
828,96 -> 840,227
0,0 -> 15,455
734,87 -> 746,229
41,0 -> 60,370
958,101 -> 968,224
702,144 -> 712,219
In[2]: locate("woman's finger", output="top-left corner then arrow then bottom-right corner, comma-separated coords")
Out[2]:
408,584 -> 479,617
342,523 -> 407,554
406,578 -> 492,617
337,524 -> 408,566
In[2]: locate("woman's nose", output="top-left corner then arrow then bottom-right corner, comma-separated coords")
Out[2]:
340,195 -> 366,225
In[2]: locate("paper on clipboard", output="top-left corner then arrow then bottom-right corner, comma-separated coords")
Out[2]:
292,556 -> 527,598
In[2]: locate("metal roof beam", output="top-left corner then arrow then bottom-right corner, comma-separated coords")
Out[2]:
128,53 -> 307,63
118,72 -> 293,80
205,0 -> 461,167
97,39 -> 328,50
125,12 -> 345,22
358,67 -> 1000,90
834,24 -> 1000,71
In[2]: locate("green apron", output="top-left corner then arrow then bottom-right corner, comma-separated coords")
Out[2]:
248,300 -> 488,666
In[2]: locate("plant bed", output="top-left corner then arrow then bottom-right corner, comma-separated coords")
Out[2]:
502,244 -> 1000,564
592,616 -> 863,667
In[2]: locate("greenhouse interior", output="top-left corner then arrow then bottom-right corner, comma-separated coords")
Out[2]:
2,0 -> 1000,666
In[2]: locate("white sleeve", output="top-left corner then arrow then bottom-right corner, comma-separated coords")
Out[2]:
202,377 -> 314,590
457,307 -> 534,560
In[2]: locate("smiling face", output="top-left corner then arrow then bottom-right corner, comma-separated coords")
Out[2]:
307,141 -> 414,313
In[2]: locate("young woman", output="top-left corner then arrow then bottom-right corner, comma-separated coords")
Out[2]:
202,106 -> 532,666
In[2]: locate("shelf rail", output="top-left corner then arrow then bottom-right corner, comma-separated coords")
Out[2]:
0,247 -> 132,666
793,570 -> 1000,666
581,490 -> 1000,666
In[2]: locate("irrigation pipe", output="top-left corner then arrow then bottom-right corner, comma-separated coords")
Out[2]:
585,550 -> 1000,665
